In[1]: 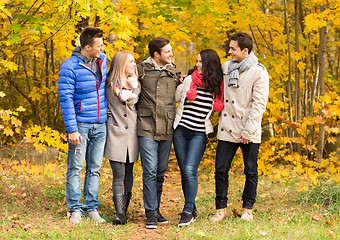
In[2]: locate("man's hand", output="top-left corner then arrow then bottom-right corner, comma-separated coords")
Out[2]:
68,131 -> 83,145
238,135 -> 251,144
179,74 -> 187,83
108,108 -> 112,117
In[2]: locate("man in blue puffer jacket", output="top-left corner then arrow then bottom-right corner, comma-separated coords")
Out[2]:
58,26 -> 108,224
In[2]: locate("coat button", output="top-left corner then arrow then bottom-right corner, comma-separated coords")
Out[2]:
124,114 -> 127,117
125,126 -> 128,129
224,114 -> 227,117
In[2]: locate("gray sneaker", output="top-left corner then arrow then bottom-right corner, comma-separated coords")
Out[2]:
88,209 -> 105,223
69,210 -> 82,224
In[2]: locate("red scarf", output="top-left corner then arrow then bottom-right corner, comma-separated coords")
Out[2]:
186,70 -> 203,100
186,69 -> 224,112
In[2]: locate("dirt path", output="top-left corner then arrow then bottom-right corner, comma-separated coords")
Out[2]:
122,152 -> 185,239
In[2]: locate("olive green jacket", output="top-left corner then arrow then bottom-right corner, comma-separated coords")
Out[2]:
136,57 -> 181,140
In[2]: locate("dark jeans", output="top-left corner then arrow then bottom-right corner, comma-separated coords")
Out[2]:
109,159 -> 134,195
173,126 -> 207,214
138,136 -> 172,214
215,140 -> 260,209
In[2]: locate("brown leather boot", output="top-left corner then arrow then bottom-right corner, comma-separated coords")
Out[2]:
209,208 -> 227,222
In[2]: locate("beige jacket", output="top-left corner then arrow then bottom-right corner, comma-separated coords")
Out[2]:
104,81 -> 141,163
217,60 -> 269,143
173,75 -> 214,134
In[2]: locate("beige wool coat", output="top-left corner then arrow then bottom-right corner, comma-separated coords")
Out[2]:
217,60 -> 269,144
104,82 -> 141,163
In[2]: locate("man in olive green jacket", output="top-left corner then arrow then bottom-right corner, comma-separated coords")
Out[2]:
136,37 -> 181,229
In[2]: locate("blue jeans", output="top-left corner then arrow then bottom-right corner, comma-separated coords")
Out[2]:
173,126 -> 207,214
138,136 -> 172,213
66,122 -> 106,213
215,140 -> 260,209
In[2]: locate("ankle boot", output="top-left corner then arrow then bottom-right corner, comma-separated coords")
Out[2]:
112,194 -> 127,225
209,208 -> 227,222
240,208 -> 253,221
125,192 -> 132,215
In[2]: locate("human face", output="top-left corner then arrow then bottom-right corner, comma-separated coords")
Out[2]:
87,37 -> 104,60
228,40 -> 248,63
124,54 -> 136,77
156,43 -> 173,67
196,54 -> 203,74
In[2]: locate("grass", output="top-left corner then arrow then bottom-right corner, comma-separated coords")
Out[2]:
296,180 -> 340,215
0,156 -> 339,240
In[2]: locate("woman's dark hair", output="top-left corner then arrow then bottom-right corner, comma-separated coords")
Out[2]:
188,49 -> 223,97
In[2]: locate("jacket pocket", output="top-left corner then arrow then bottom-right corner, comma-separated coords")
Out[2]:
74,100 -> 82,115
166,109 -> 175,134
137,107 -> 152,131
167,79 -> 179,94
108,115 -> 118,127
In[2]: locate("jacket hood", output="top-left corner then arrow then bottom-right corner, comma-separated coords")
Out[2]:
72,46 -> 91,64
143,57 -> 175,69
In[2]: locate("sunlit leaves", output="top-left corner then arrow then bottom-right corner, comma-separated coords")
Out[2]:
28,88 -> 42,101
0,0 -> 339,188
25,125 -> 67,153
1,60 -> 18,72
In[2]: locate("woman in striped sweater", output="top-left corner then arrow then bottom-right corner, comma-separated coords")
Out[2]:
173,49 -> 224,226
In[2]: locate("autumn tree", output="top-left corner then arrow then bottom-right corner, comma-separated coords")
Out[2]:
0,0 -> 339,178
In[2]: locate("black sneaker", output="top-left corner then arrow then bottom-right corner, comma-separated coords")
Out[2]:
157,212 -> 169,224
146,211 -> 158,229
178,212 -> 194,227
192,211 -> 197,221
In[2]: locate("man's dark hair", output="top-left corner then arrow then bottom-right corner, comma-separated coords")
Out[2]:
80,27 -> 104,48
230,33 -> 253,53
148,37 -> 170,58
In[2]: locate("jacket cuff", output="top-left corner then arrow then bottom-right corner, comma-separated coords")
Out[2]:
66,125 -> 79,134
241,128 -> 257,142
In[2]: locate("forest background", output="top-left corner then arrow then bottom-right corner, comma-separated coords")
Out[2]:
0,0 -> 340,239
1,0 -> 339,182
0,0 -> 339,238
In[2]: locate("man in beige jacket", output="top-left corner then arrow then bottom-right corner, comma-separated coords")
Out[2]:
209,33 -> 269,222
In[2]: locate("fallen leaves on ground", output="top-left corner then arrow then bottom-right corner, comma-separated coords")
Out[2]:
232,208 -> 242,218
311,214 -> 321,221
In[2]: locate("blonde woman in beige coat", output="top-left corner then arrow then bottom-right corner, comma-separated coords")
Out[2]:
104,51 -> 140,225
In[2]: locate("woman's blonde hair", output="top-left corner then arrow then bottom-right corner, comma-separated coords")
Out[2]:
107,51 -> 138,89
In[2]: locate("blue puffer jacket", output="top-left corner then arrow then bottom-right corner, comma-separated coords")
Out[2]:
58,48 -> 108,133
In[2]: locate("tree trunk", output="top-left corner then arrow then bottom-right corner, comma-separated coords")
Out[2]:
294,0 -> 302,154
316,24 -> 328,162
284,0 -> 293,153
45,42 -> 51,127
